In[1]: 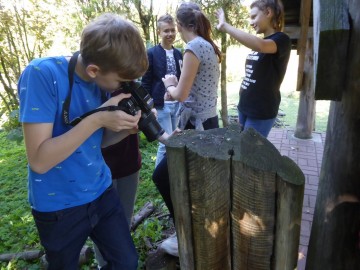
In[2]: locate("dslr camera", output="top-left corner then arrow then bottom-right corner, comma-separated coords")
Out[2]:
119,81 -> 164,142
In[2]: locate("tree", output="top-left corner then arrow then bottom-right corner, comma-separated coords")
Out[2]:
193,0 -> 249,126
0,0 -> 60,127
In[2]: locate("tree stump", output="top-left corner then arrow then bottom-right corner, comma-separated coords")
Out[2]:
166,126 -> 305,270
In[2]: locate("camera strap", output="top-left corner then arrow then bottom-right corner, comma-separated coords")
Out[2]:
62,51 -> 126,126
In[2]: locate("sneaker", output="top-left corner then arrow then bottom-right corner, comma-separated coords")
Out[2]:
160,233 -> 179,257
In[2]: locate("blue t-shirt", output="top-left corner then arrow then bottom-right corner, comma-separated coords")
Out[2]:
18,56 -> 111,212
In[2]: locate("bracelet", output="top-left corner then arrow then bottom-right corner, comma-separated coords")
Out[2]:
166,85 -> 175,90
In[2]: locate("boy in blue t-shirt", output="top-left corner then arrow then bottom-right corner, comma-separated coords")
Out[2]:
18,13 -> 148,269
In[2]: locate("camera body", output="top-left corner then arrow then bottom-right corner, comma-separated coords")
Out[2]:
119,81 -> 164,142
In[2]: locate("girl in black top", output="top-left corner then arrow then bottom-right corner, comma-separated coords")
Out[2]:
216,0 -> 291,137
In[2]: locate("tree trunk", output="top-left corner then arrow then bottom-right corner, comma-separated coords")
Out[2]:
294,39 -> 315,139
220,32 -> 229,127
306,1 -> 360,268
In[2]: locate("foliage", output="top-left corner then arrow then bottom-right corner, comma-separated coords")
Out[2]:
0,131 -> 39,257
0,0 -> 62,120
0,0 -> 73,134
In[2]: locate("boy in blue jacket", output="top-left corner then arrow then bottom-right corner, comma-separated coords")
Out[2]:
141,14 -> 182,167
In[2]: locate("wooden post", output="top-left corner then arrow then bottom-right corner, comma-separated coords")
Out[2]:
313,0 -> 350,100
296,0 -> 312,92
307,0 -> 360,268
294,38 -> 316,139
166,126 -> 305,269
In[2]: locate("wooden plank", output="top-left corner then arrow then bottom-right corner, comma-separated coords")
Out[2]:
187,151 -> 231,269
313,0 -> 350,100
274,156 -> 305,270
167,128 -> 236,270
166,145 -> 195,270
284,26 -> 313,40
231,128 -> 304,269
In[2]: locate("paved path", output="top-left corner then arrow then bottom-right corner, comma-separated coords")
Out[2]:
267,128 -> 326,270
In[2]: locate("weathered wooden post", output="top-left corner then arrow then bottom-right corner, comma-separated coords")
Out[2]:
307,0 -> 360,269
294,38 -> 316,139
166,126 -> 304,269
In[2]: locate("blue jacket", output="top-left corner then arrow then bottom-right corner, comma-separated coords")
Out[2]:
141,44 -> 182,108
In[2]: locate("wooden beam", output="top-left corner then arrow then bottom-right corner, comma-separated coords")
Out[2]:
313,0 -> 350,100
284,26 -> 313,40
296,0 -> 312,91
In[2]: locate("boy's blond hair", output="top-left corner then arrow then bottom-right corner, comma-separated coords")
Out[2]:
80,13 -> 148,80
157,14 -> 175,29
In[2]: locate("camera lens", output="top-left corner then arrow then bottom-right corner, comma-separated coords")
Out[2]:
138,113 -> 165,142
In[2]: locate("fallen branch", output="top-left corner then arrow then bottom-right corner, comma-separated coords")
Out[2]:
0,250 -> 44,262
131,201 -> 155,231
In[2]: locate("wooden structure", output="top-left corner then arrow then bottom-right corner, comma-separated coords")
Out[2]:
305,0 -> 360,269
283,0 -> 316,139
165,126 -> 304,269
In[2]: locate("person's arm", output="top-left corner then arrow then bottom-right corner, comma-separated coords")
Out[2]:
162,50 -> 199,102
23,94 -> 140,174
215,8 -> 277,54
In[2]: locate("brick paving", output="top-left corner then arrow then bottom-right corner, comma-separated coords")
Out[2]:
267,128 -> 326,270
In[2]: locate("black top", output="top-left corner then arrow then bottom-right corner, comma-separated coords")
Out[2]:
238,32 -> 291,119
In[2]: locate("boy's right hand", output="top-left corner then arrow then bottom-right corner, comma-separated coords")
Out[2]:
97,93 -> 141,132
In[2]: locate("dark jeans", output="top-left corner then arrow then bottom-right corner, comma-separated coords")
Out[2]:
152,116 -> 219,220
32,185 -> 138,270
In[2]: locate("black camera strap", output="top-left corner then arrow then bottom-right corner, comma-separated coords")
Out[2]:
62,51 -> 126,126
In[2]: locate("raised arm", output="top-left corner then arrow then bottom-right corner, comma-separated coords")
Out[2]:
215,8 -> 277,54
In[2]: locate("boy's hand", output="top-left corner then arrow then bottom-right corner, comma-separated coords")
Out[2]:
97,94 -> 141,132
100,93 -> 131,108
215,8 -> 226,31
